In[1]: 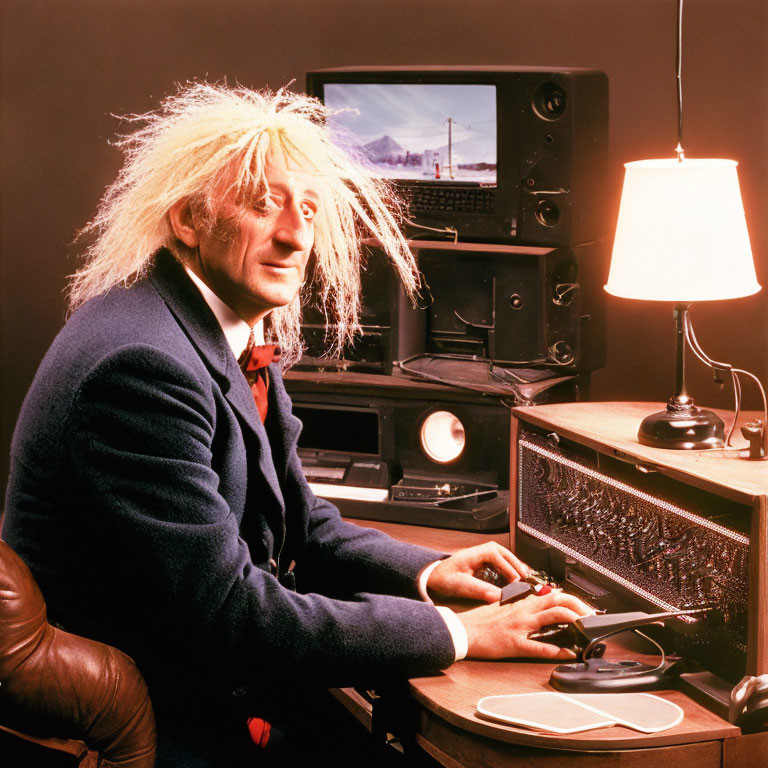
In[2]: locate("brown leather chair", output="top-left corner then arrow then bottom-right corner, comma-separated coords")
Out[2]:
0,539 -> 156,767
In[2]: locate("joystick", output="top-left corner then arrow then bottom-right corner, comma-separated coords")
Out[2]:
543,608 -> 710,692
528,622 -> 605,659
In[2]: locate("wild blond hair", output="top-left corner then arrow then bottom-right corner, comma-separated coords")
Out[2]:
69,81 -> 418,366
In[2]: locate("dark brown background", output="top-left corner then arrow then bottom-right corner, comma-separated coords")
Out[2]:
2,0 -> 766,494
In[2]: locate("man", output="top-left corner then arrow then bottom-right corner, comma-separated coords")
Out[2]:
3,82 -> 589,765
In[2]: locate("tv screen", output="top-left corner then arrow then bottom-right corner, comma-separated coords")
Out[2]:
323,83 -> 497,185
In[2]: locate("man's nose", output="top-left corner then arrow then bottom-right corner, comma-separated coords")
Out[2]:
273,203 -> 313,252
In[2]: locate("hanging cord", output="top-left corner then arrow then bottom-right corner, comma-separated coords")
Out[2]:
731,367 -> 768,445
632,629 -> 668,677
675,0 -> 685,160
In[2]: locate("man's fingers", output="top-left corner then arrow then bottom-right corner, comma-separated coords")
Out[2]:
530,606 -> 582,628
554,592 -> 595,616
477,543 -> 531,582
527,590 -> 594,616
453,574 -> 502,603
497,547 -> 532,579
517,638 -> 578,660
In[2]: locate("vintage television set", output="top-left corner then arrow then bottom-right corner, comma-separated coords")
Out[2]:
287,66 -> 611,530
306,66 -> 609,247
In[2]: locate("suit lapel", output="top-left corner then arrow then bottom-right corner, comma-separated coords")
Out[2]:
266,367 -> 303,472
148,250 -> 286,521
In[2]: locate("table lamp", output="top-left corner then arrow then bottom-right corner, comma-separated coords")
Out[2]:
604,158 -> 761,449
604,0 -> 764,454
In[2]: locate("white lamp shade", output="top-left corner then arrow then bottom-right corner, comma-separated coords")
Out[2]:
605,159 -> 760,301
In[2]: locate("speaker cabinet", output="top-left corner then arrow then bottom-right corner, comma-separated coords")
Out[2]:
299,240 -> 607,375
514,71 -> 609,247
308,67 -> 609,247
298,243 -> 426,373
417,240 -> 607,371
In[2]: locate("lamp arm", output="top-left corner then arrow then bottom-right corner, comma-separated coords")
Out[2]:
683,310 -> 768,458
683,311 -> 732,374
683,310 -> 740,445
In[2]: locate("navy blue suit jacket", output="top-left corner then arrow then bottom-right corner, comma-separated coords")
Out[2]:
3,250 -> 454,728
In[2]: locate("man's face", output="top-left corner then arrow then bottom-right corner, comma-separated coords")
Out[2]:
191,155 -> 319,325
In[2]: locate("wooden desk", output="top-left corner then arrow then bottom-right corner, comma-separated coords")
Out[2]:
409,659 -> 753,768
342,514 -> 768,767
345,518 -> 510,553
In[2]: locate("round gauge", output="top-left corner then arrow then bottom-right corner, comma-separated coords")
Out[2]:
420,410 -> 466,463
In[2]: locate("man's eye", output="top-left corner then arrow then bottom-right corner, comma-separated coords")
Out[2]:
300,201 -> 317,221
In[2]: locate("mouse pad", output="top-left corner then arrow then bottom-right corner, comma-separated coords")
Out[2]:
476,691 -> 684,734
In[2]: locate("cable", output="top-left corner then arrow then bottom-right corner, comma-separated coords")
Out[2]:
675,0 -> 685,160
683,310 -> 768,456
683,313 -> 739,443
580,626 -> 676,682
579,625 -> 667,679
733,367 -> 768,448
404,218 -> 458,243
633,629 -> 667,674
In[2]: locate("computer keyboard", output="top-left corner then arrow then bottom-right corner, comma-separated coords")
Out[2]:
410,186 -> 496,214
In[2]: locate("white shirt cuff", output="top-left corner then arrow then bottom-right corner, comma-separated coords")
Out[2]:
416,559 -> 442,602
435,606 -> 469,662
416,560 -> 468,662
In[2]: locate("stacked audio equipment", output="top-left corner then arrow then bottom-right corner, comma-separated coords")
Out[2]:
284,67 -> 610,531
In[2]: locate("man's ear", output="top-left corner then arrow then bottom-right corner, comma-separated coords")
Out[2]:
168,199 -> 200,248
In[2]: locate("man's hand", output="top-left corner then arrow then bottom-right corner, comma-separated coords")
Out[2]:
427,542 -> 531,603
458,591 -> 594,660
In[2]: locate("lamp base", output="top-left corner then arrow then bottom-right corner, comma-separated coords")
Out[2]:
638,397 -> 725,450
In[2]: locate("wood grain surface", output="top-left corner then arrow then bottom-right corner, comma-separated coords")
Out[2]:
346,518 -> 510,553
512,402 -> 767,503
409,652 -> 739,751
415,711 -> 725,768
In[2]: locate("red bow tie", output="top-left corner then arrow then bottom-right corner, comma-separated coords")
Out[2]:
242,343 -> 281,372
238,342 -> 281,423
